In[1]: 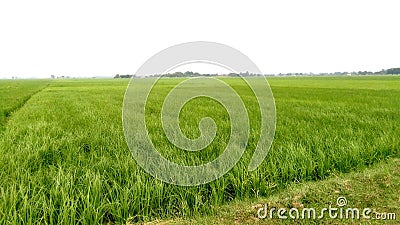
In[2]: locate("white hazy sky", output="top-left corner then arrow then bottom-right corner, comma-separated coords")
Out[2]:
0,0 -> 399,79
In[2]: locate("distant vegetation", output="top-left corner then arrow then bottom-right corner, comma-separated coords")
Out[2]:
113,74 -> 136,78
266,67 -> 400,76
385,67 -> 400,74
113,68 -> 400,78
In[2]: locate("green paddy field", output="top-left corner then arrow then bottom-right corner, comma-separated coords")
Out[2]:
0,76 -> 399,224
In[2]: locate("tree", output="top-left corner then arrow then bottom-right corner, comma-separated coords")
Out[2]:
385,68 -> 400,74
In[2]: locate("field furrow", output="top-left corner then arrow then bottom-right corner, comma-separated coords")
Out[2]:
0,80 -> 51,133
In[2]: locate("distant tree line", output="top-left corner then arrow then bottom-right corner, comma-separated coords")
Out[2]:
272,68 -> 400,76
112,71 -> 265,78
157,71 -> 263,77
162,71 -> 204,77
114,74 -> 135,78
132,71 -> 262,78
385,68 -> 400,74
113,68 -> 400,78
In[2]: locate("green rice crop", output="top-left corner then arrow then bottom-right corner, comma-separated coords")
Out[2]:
0,76 -> 399,224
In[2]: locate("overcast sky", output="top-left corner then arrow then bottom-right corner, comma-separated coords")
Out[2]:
0,0 -> 399,78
